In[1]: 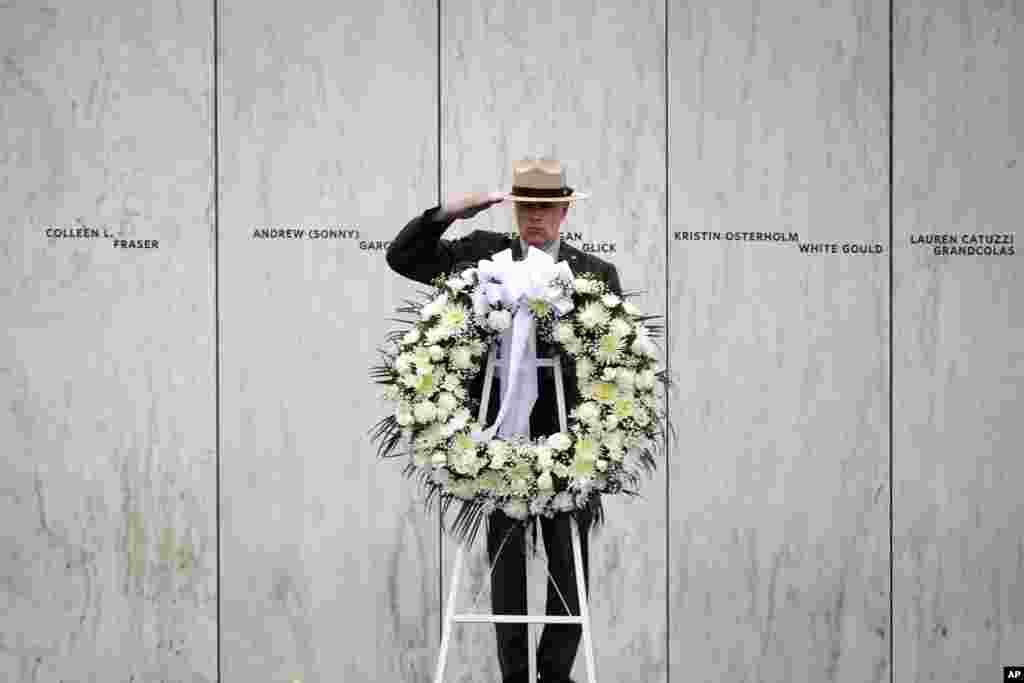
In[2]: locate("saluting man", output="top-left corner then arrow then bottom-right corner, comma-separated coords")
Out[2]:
386,157 -> 622,683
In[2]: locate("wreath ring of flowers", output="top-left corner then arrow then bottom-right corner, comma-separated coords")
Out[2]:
370,258 -> 671,547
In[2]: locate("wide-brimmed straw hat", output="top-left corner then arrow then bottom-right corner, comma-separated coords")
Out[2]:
504,157 -> 589,203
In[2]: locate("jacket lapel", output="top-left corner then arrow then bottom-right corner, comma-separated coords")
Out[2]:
558,239 -> 585,273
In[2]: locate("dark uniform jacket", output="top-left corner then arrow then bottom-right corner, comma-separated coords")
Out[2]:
386,204 -> 623,439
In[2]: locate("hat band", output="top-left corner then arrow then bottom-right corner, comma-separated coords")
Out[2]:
511,185 -> 573,198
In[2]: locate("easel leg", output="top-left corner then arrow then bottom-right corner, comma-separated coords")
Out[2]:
527,529 -> 537,683
571,518 -> 597,683
434,542 -> 466,683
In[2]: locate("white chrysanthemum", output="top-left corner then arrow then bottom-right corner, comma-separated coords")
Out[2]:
573,278 -> 596,294
536,470 -> 554,491
527,298 -> 552,318
553,322 -> 576,343
589,381 -> 619,404
414,401 -> 438,423
575,402 -> 601,424
564,337 -> 583,356
448,478 -> 479,500
487,309 -> 512,331
601,293 -> 621,308
633,405 -> 651,426
578,301 -> 610,330
576,358 -> 594,380
574,436 -> 599,461
426,326 -> 451,345
488,439 -> 511,458
488,451 -> 509,470
437,392 -> 458,412
412,371 -> 438,396
440,303 -> 470,331
613,397 -> 636,419
595,459 -> 608,472
395,353 -> 415,374
534,445 -> 554,470
450,346 -> 474,370
615,368 -> 636,391
396,406 -> 414,426
421,293 -> 449,320
441,374 -> 460,392
636,368 -> 657,390
447,408 -> 471,433
610,317 -> 632,338
601,366 -> 617,380
469,339 -> 485,356
622,300 -> 641,316
445,277 -> 468,292
603,414 -> 620,430
402,328 -> 421,345
546,432 -> 572,451
430,451 -> 447,465
428,345 -> 444,361
630,335 -> 649,357
503,498 -> 529,520
604,430 -> 624,453
596,333 -> 624,363
571,454 -> 596,479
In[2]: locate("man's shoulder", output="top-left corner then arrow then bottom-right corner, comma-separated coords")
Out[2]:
455,228 -> 516,253
463,228 -> 516,244
560,239 -> 618,272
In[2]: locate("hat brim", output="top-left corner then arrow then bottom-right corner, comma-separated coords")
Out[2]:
504,191 -> 588,202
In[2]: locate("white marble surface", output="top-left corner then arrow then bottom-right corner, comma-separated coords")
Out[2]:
4,1 -> 1022,682
439,1 -> 667,681
217,1 -> 440,682
1,2 -> 216,682
669,2 -> 890,682
894,3 -> 1024,681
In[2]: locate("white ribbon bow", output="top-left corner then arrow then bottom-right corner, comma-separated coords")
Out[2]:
470,246 -> 575,442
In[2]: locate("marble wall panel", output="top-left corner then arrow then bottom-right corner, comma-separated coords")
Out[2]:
668,3 -> 890,682
0,2 -> 216,682
894,3 -> 1024,681
437,1 -> 667,682
217,2 -> 440,682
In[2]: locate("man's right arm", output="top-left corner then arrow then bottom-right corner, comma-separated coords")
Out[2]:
385,192 -> 506,285
385,205 -> 459,284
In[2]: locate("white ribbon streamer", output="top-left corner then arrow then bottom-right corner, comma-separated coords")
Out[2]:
470,246 -> 575,442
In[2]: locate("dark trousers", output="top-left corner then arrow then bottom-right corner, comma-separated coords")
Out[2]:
485,506 -> 592,680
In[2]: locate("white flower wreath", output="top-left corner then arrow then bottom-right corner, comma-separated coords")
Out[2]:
371,253 -> 670,545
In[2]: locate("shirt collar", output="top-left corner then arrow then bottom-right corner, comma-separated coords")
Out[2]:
519,236 -> 560,261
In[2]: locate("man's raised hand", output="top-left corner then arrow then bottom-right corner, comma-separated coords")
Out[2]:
439,191 -> 505,221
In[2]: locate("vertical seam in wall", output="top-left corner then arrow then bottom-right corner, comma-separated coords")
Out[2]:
213,0 -> 221,679
437,0 -> 444,649
888,1 -> 895,682
664,1 -> 671,682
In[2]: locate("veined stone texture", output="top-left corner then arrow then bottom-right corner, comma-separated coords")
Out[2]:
2,1 -> 1020,682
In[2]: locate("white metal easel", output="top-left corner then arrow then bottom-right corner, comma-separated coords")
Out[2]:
432,336 -> 597,683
